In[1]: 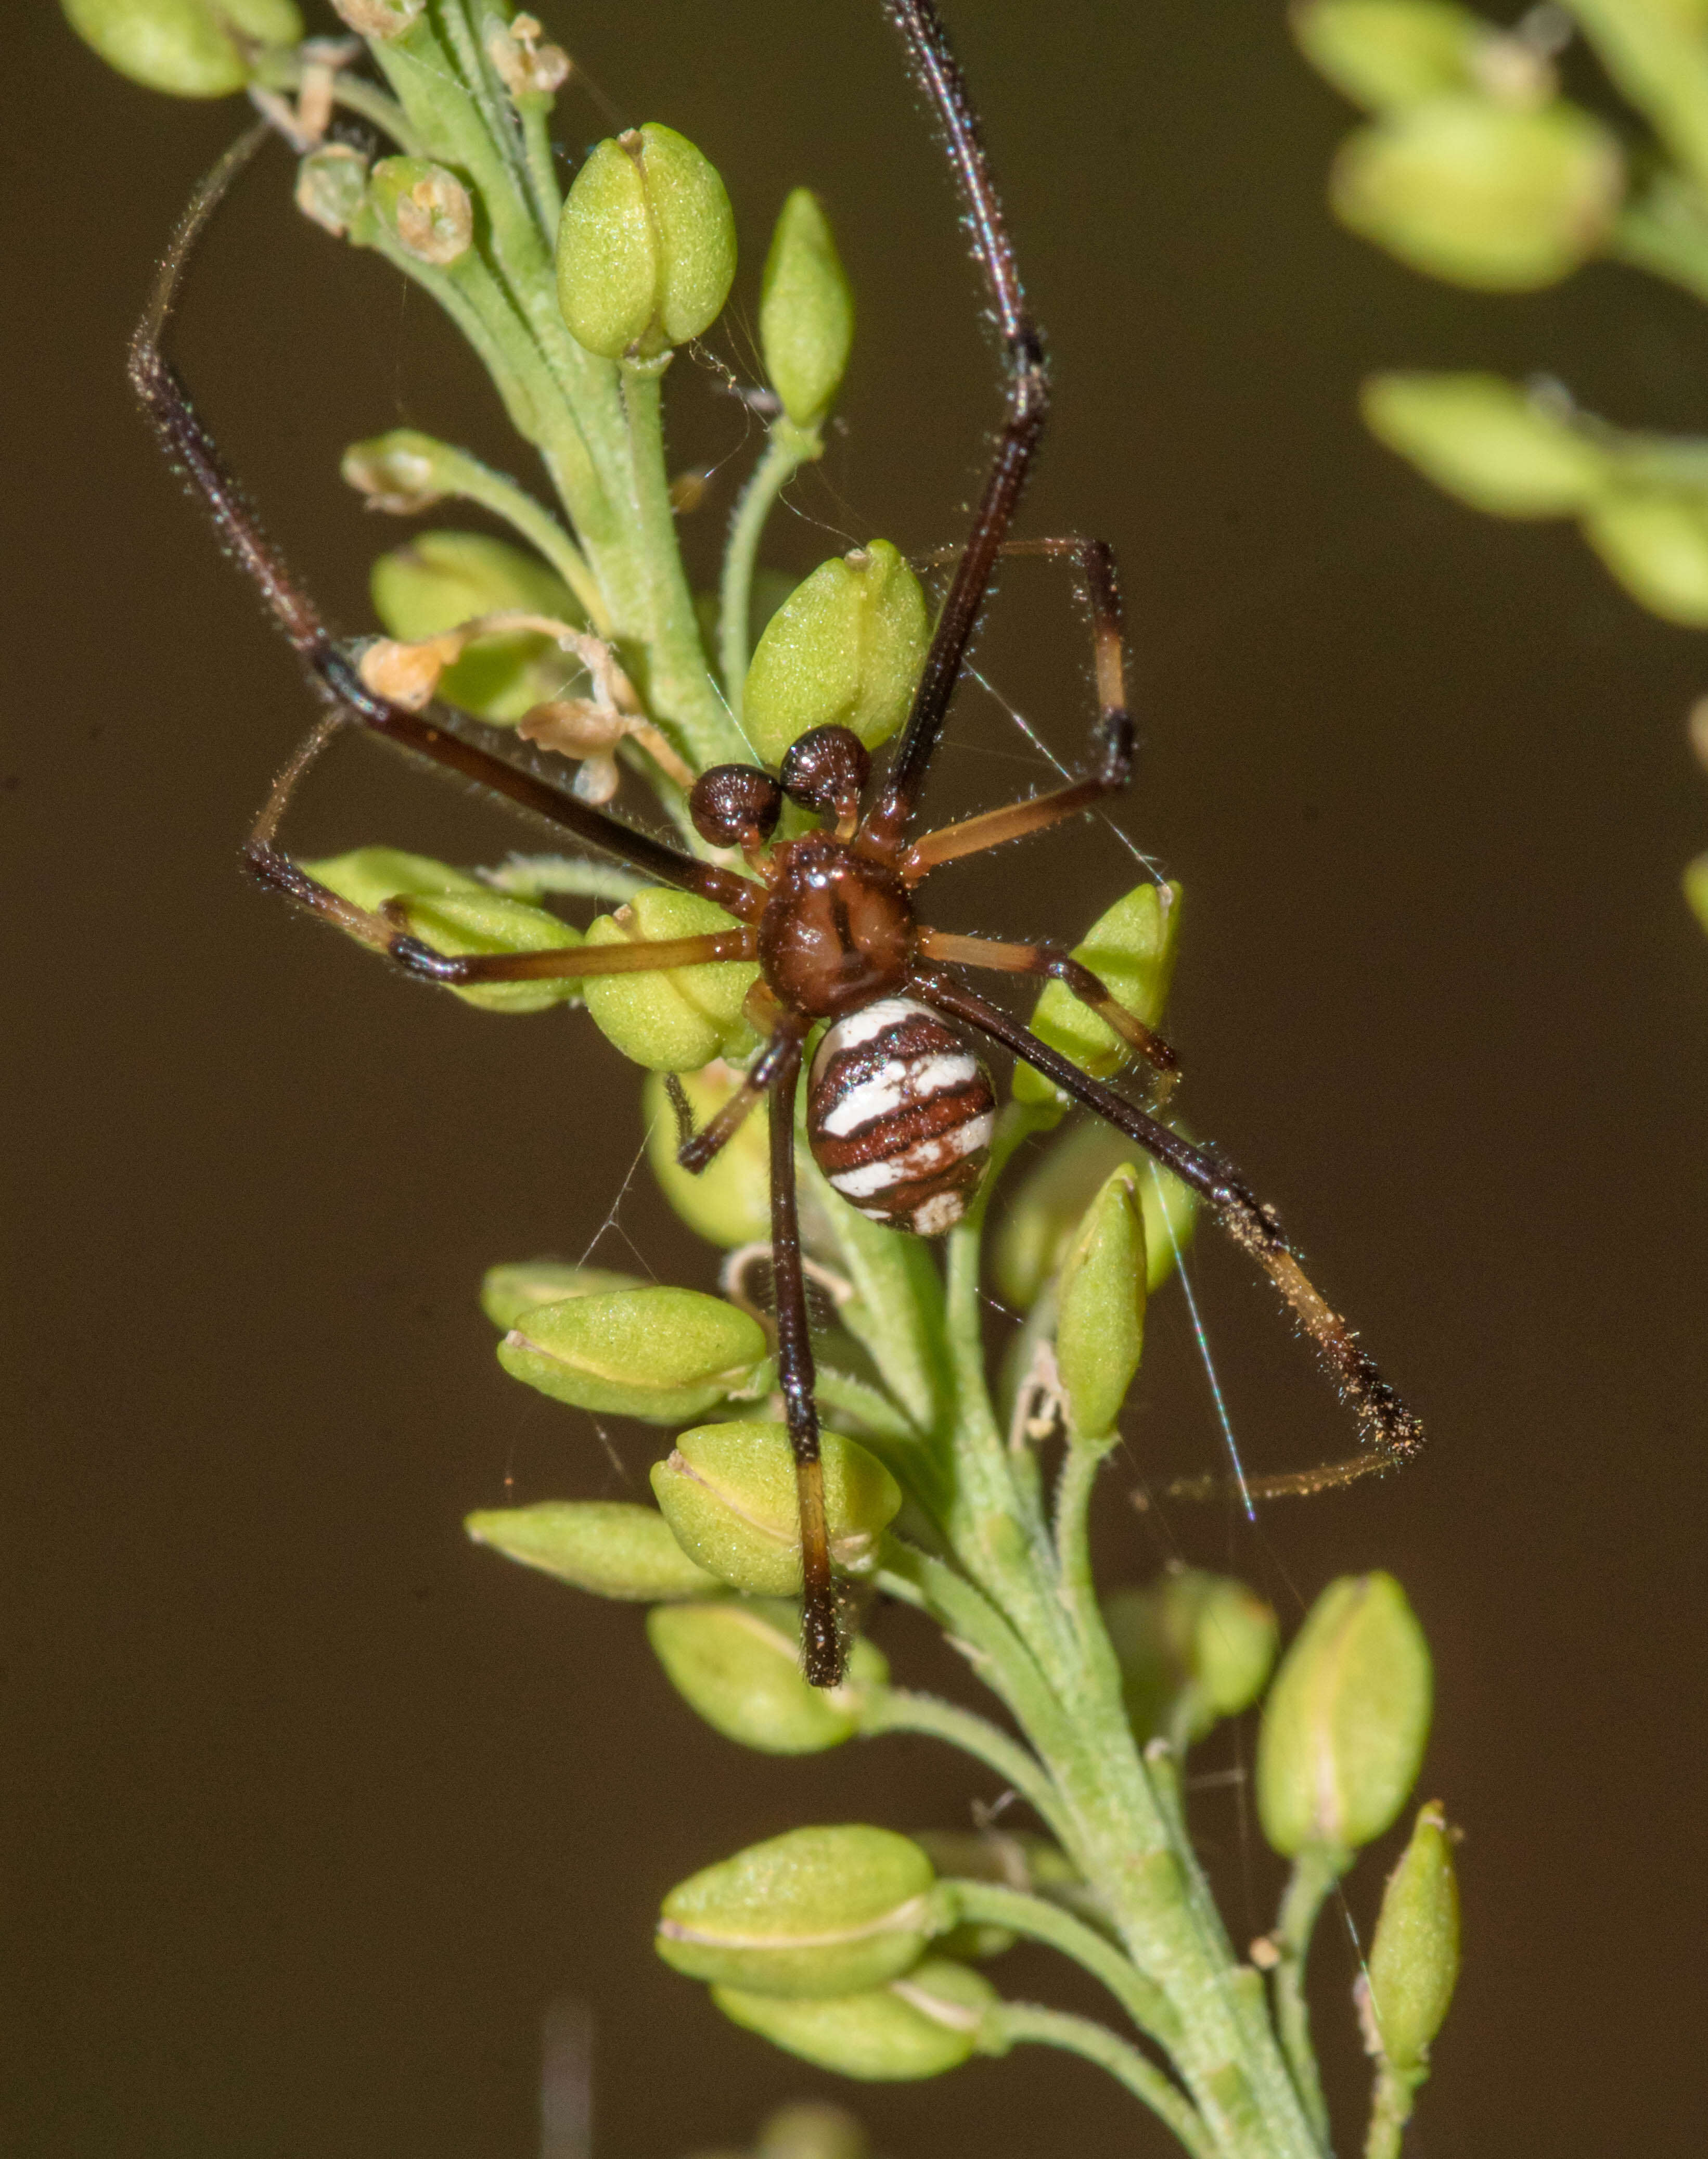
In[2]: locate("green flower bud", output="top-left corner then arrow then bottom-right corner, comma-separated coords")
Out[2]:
556,124 -> 737,359
741,543 -> 930,768
1362,372 -> 1609,518
712,1958 -> 995,2079
62,0 -> 301,97
1012,880 -> 1183,1107
1686,852 -> 1708,938
370,157 -> 474,268
1581,489 -> 1708,627
582,889 -> 760,1072
1331,96 -> 1625,291
1292,0 -> 1500,113
647,1596 -> 889,1752
650,1421 -> 902,1595
479,1260 -> 644,1331
296,145 -> 371,241
995,1121 -> 1196,1308
657,1824 -> 938,1996
344,431 -> 447,515
753,2102 -> 870,2159
1257,1573 -> 1432,1858
499,1288 -> 771,1425
760,189 -> 855,428
644,1063 -> 772,1247
367,527 -> 582,725
1105,1568 -> 1279,1747
1054,1165 -> 1146,1441
467,1499 -> 723,1600
1363,1801 -> 1460,2076
329,0 -> 423,36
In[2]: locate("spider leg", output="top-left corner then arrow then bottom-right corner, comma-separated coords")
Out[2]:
863,2 -> 1049,847
132,124 -> 752,915
675,1032 -> 797,1174
766,1026 -> 845,1688
913,969 -> 1424,1497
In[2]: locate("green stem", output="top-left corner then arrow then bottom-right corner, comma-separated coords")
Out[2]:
476,853 -> 645,904
1272,1845 -> 1350,2144
332,72 -> 425,152
1567,0 -> 1708,201
1364,2062 -> 1420,2159
1054,1441 -> 1123,1692
813,1369 -> 921,1447
1609,189 -> 1708,305
948,1878 -> 1178,2049
857,1689 -> 1069,1843
718,418 -> 821,723
986,2003 -> 1214,2159
520,96 -> 564,235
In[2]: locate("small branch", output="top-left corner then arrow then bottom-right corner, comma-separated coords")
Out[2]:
1363,2062 -> 1420,2159
985,2003 -> 1214,2159
1567,0 -> 1708,203
948,1878 -> 1178,2051
1270,1844 -> 1350,2144
858,1687 -> 1069,1843
813,1368 -> 921,1446
520,99 -> 564,235
718,418 -> 821,724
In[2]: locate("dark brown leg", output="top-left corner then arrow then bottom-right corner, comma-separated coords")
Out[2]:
676,1031 -> 798,1173
766,1028 -> 844,1687
913,969 -> 1424,1497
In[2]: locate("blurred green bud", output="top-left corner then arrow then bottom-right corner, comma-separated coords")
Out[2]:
62,0 -> 301,96
466,1499 -> 723,1600
1363,1800 -> 1461,2076
370,157 -> 474,268
645,1063 -> 772,1247
1332,96 -> 1624,291
651,1421 -> 902,1595
713,1958 -> 995,2079
761,189 -> 855,428
647,1596 -> 889,1752
1054,1165 -> 1146,1441
1685,852 -> 1708,937
657,1824 -> 938,1996
367,527 -> 582,725
499,1287 -> 770,1425
742,542 -> 930,768
1013,880 -> 1183,1106
1362,372 -> 1609,518
479,1260 -> 643,1331
1581,489 -> 1708,627
1291,0 -> 1511,113
300,846 -> 581,1013
296,145 -> 371,240
329,0 -> 423,35
1105,1568 -> 1280,1747
995,1121 -> 1196,1308
344,431 -> 449,515
753,2102 -> 870,2159
556,123 -> 737,359
582,888 -> 760,1071
1257,1573 -> 1432,1858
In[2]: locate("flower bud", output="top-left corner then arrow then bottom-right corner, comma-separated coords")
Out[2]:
486,12 -> 570,103
1012,880 -> 1183,1107
296,145 -> 371,240
466,1499 -> 723,1599
650,1421 -> 902,1594
1362,1801 -> 1460,2075
1054,1165 -> 1146,1441
754,2102 -> 870,2159
646,1596 -> 889,1752
657,1824 -> 938,1996
1257,1573 -> 1432,1858
1331,96 -> 1624,291
760,189 -> 855,428
1686,852 -> 1708,937
742,543 -> 930,768
62,0 -> 302,97
1291,0 -> 1512,114
367,528 -> 582,725
994,1121 -> 1196,1309
1361,371 -> 1608,518
556,124 -> 737,359
1105,1568 -> 1279,1746
328,0 -> 423,41
343,431 -> 447,515
1581,489 -> 1708,627
370,157 -> 474,268
581,889 -> 760,1072
480,1260 -> 643,1331
499,1287 -> 771,1425
712,1958 -> 995,2078
645,1063 -> 772,1247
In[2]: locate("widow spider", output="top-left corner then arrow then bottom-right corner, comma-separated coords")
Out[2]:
129,0 -> 1421,1688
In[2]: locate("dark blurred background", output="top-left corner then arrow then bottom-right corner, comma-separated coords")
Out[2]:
6,3 -> 1707,2154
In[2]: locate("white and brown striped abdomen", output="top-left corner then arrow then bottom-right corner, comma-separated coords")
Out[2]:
807,999 -> 997,1237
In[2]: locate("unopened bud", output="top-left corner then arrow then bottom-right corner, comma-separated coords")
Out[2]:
1332,96 -> 1624,291
645,1063 -> 772,1247
556,123 -> 737,359
499,1287 -> 771,1424
742,542 -> 930,767
371,156 -> 474,267
296,144 -> 371,238
1686,852 -> 1708,937
467,1499 -> 723,1600
1012,880 -> 1183,1107
342,430 -> 446,514
1054,1165 -> 1146,1442
1105,1568 -> 1279,1747
582,888 -> 759,1072
328,0 -> 423,38
1581,488 -> 1708,627
650,1420 -> 902,1595
1292,0 -> 1529,114
995,1121 -> 1196,1309
486,12 -> 570,101
647,1597 -> 889,1752
480,1259 -> 643,1330
1257,1573 -> 1432,1858
657,1824 -> 938,1996
1362,1801 -> 1461,2076
761,188 -> 855,428
367,528 -> 581,723
62,0 -> 302,97
754,2102 -> 870,2159
712,1957 -> 995,2078
1361,371 -> 1608,517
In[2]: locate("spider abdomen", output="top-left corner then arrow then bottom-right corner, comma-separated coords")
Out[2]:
807,999 -> 997,1237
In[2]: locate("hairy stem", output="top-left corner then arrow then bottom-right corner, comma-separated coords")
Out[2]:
718,417 -> 821,722
986,2003 -> 1215,2159
1272,1845 -> 1349,2144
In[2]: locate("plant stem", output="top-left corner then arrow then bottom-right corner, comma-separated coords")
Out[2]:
948,1878 -> 1178,2048
1568,0 -> 1708,201
392,436 -> 610,631
1364,2062 -> 1419,2159
858,1688 -> 1070,1842
986,2003 -> 1215,2158
520,98 -> 564,235
718,417 -> 821,721
1270,1846 -> 1348,2143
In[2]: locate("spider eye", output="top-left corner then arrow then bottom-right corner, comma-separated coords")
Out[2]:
689,764 -> 784,847
778,725 -> 870,816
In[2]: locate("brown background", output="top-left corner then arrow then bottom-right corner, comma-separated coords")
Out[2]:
6,3 -> 1707,2154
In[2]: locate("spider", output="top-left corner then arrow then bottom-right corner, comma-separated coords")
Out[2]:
129,0 -> 1422,1689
